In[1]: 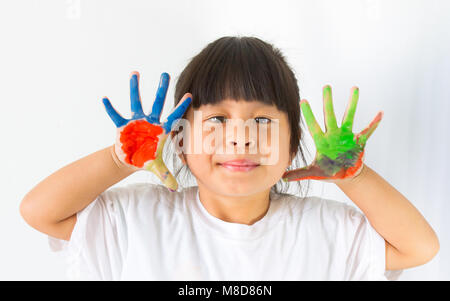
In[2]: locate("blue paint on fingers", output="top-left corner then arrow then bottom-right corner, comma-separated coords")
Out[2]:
148,72 -> 170,124
162,97 -> 192,133
102,97 -> 129,128
130,74 -> 145,119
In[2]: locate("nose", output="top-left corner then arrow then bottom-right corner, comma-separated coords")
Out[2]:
226,126 -> 256,150
228,140 -> 255,147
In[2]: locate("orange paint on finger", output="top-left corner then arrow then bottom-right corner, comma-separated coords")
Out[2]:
284,175 -> 328,182
120,120 -> 163,167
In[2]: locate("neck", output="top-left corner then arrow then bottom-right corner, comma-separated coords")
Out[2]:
197,185 -> 271,225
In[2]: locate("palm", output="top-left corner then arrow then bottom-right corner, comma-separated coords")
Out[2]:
102,71 -> 192,191
282,85 -> 383,182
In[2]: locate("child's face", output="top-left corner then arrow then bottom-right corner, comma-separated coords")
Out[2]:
178,99 -> 292,196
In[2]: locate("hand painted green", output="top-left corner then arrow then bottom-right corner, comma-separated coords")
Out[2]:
282,85 -> 382,182
302,87 -> 363,175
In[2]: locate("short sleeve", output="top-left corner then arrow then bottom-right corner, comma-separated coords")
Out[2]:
342,205 -> 403,280
48,186 -> 130,280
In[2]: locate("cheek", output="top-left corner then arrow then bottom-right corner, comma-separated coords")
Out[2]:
183,123 -> 221,155
202,126 -> 220,153
280,134 -> 292,166
257,123 -> 291,166
183,127 -> 214,170
184,154 -> 214,182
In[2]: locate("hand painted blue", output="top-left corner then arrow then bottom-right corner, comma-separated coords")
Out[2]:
102,72 -> 192,135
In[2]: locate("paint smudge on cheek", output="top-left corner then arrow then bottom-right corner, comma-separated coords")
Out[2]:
120,120 -> 164,167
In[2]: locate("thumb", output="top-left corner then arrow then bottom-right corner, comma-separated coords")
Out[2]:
146,157 -> 178,191
282,165 -> 326,182
144,134 -> 178,191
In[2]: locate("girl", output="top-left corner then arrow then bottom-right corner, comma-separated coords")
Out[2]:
20,36 -> 439,280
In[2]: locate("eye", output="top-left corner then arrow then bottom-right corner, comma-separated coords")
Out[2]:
207,116 -> 227,123
255,117 -> 271,124
206,116 -> 272,124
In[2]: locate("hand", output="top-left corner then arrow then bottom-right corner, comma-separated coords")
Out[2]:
282,85 -> 383,184
102,71 -> 192,191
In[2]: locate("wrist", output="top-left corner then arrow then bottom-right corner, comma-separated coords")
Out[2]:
348,163 -> 367,184
109,144 -> 139,174
334,163 -> 368,187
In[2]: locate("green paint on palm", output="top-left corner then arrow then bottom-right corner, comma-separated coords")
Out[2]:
283,85 -> 382,182
300,87 -> 364,176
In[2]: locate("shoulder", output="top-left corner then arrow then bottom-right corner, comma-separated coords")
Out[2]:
273,192 -> 366,229
100,183 -> 197,213
272,193 -> 388,280
275,192 -> 377,254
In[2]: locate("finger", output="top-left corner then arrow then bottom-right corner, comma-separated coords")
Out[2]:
341,86 -> 359,132
323,85 -> 339,131
146,136 -> 179,191
102,97 -> 129,128
147,158 -> 178,191
300,99 -> 324,140
282,165 -> 328,182
355,111 -> 383,146
148,72 -> 170,124
130,71 -> 145,119
162,94 -> 193,134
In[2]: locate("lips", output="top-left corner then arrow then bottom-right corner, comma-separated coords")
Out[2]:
219,159 -> 260,172
220,159 -> 259,166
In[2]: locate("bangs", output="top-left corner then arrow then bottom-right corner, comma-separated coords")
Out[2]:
171,36 -> 309,197
175,37 -> 295,114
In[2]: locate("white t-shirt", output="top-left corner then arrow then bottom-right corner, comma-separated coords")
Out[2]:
48,183 -> 402,280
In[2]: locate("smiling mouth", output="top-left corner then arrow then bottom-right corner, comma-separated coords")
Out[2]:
218,162 -> 260,172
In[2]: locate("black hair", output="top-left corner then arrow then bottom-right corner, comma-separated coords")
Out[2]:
164,35 -> 311,197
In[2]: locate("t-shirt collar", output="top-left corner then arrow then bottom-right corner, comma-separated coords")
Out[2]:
190,186 -> 286,241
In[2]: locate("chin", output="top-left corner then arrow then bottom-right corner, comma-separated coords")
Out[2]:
214,179 -> 262,196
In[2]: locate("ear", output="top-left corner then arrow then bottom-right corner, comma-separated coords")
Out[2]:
170,131 -> 186,165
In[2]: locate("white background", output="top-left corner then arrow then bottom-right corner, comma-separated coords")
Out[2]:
1,0 -> 449,280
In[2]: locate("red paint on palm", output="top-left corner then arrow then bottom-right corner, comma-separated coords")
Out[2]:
119,120 -> 163,168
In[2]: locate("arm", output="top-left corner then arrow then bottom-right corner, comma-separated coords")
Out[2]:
20,145 -> 136,241
282,85 -> 439,271
335,164 -> 439,270
20,71 -> 193,242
